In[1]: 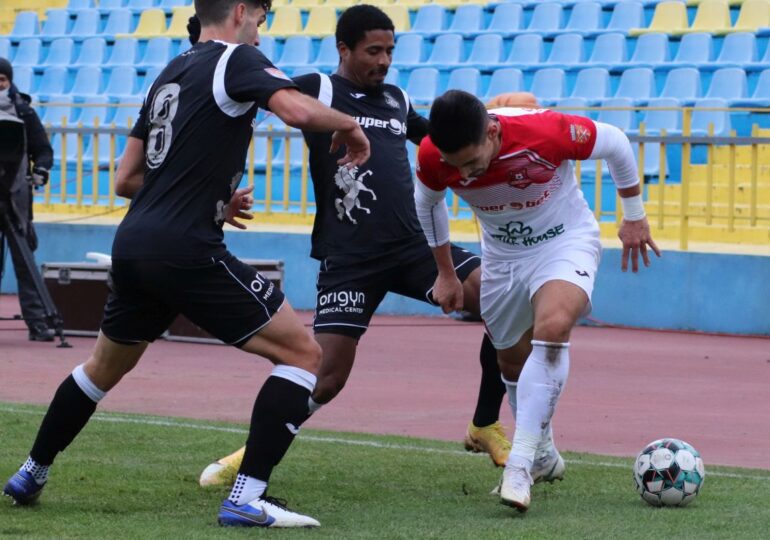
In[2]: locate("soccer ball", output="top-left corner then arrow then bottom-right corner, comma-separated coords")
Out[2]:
633,438 -> 705,507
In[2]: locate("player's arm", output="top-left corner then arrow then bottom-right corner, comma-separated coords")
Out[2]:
588,120 -> 661,272
115,136 -> 145,199
405,102 -> 429,146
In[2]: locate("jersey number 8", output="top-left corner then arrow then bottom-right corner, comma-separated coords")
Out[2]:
146,83 -> 181,169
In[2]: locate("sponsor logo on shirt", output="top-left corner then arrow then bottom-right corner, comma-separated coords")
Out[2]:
570,123 -> 591,144
473,189 -> 552,212
354,116 -> 407,136
350,92 -> 366,99
490,220 -> 565,247
383,91 -> 400,110
318,290 -> 366,315
264,67 -> 291,80
334,166 -> 377,224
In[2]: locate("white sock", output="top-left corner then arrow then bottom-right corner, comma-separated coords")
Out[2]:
228,473 -> 267,506
72,364 -> 106,403
307,396 -> 322,416
21,456 -> 49,486
507,340 -> 570,470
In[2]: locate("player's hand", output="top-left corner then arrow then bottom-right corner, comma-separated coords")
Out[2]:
618,216 -> 661,272
330,124 -> 370,168
225,186 -> 254,230
432,273 -> 464,314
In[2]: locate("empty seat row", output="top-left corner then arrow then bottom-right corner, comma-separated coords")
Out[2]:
631,0 -> 770,36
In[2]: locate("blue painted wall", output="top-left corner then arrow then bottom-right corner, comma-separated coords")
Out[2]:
2,223 -> 768,335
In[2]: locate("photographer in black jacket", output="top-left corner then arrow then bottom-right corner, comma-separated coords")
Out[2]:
0,57 -> 55,341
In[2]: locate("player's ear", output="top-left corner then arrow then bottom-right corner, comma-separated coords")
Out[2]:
486,118 -> 500,142
337,41 -> 350,62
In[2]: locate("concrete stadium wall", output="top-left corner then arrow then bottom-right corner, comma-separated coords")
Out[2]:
2,223 -> 768,336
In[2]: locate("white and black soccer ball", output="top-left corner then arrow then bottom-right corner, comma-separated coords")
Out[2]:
633,438 -> 705,507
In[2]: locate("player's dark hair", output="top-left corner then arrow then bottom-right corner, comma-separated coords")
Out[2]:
194,0 -> 272,26
429,90 -> 489,154
336,4 -> 395,50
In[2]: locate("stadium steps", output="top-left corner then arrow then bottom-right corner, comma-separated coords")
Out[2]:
648,181 -> 770,206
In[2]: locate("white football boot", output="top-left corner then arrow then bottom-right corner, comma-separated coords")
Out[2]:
499,464 -> 533,512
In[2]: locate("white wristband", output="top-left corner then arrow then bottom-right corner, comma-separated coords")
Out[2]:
620,194 -> 646,221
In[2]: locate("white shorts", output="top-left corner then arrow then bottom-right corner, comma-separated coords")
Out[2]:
480,231 -> 602,349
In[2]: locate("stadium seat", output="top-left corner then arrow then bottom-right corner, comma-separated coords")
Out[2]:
445,67 -> 480,95
43,38 -> 74,67
126,0 -> 156,12
112,97 -> 143,128
0,38 -> 10,61
77,95 -> 110,128
178,39 -> 191,56
565,1 -> 602,34
466,34 -> 504,70
730,69 -> 770,107
276,36 -> 313,69
290,0 -> 323,7
381,5 -> 410,33
70,66 -> 102,101
392,33 -> 423,68
503,33 -> 544,69
104,66 -> 138,102
660,67 -> 702,105
411,5 -> 447,35
36,66 -> 69,102
632,97 -> 682,135
527,2 -> 564,34
629,1 -> 687,35
544,33 -> 583,68
447,4 -> 483,34
482,68 -> 524,104
529,68 -> 566,106
106,38 -> 138,67
746,38 -> 770,71
52,131 -> 82,164
596,97 -> 636,131
256,35 -> 275,62
555,97 -> 589,117
165,6 -> 195,38
405,67 -> 440,105
624,33 -> 670,68
477,3 -> 523,38
705,67 -> 748,104
11,39 -> 42,68
679,0 -> 731,35
314,35 -> 338,71
265,6 -> 302,36
10,11 -> 40,39
40,9 -> 70,41
43,94 -> 75,127
426,33 -> 464,68
68,0 -> 96,11
566,67 -> 610,105
12,66 -> 34,94
669,32 -> 713,68
730,0 -> 770,34
586,33 -> 626,69
690,98 -> 730,136
102,9 -> 132,38
72,37 -> 106,68
140,66 -> 162,95
614,67 -> 656,105
158,0 -> 188,9
710,32 -> 757,69
606,1 -> 643,33
68,9 -> 101,40
126,8 -> 167,38
385,67 -> 399,86
295,6 -> 336,38
99,0 -> 126,10
137,37 -> 173,70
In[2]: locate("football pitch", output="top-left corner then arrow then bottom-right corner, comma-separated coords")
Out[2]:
1,404 -> 769,540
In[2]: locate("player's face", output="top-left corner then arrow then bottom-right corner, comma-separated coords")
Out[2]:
236,4 -> 267,46
339,29 -> 395,90
439,120 -> 502,179
0,74 -> 9,91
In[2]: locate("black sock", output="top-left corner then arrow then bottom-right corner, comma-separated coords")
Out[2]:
30,375 -> 98,465
472,334 -> 507,427
239,376 -> 311,482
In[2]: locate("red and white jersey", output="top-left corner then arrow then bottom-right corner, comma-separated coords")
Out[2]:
417,107 -> 600,260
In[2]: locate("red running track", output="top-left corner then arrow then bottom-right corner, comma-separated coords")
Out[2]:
1,296 -> 768,469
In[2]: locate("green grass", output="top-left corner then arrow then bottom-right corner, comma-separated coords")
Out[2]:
1,403 -> 769,539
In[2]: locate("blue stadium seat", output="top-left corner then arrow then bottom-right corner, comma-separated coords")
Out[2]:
42,38 -> 74,68
276,36 -> 313,69
411,5 -> 447,36
106,38 -> 138,67
479,3 -> 523,38
631,97 -> 681,135
12,66 -> 35,95
52,131 -> 81,163
102,9 -> 133,37
504,34 -> 544,69
690,98 -> 730,136
73,37 -> 107,67
313,36 -> 338,71
730,69 -> 770,108
527,2 -> 564,34
625,33 -> 669,68
255,35 -> 274,61
597,97 -> 636,131
178,39 -> 192,56
746,39 -> 770,72
614,67 -> 655,105
10,12 -> 40,39
137,37 -> 173,70
70,66 -> 103,101
385,67 -> 399,86
567,67 -> 610,105
69,9 -> 101,40
36,66 -> 69,102
586,33 -> 626,69
140,66 -> 162,95
406,67 -> 440,105
669,32 -> 712,69
290,66 -> 319,78
705,67 -> 748,104
660,67 -> 702,106
447,4 -> 483,35
68,0 -> 96,10
544,33 -> 584,68
710,32 -> 757,70
426,33 -> 464,68
530,68 -> 566,106
392,34 -> 423,68
606,1 -> 643,33
159,0 -> 188,9
445,67 -> 480,95
0,39 -> 10,61
40,9 -> 70,41
12,39 -> 42,68
127,0 -> 155,12
556,97 -> 590,117
482,68 -> 524,103
100,0 -> 126,11
112,97 -> 143,128
77,95 -> 110,127
565,1 -> 602,34
467,34 -> 503,70
104,66 -> 138,101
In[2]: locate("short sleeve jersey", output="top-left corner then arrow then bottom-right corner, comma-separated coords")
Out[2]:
112,40 -> 296,260
291,73 -> 428,260
416,108 -> 599,260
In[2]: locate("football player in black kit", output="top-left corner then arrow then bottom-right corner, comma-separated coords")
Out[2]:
3,0 -> 371,529
199,4 -> 515,487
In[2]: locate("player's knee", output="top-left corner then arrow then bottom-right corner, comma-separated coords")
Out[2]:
313,373 -> 346,403
533,312 -> 574,343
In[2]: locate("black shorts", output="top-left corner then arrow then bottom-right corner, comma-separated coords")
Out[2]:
313,239 -> 480,338
101,252 -> 285,348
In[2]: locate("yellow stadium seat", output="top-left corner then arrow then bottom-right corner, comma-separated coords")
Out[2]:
295,5 -> 337,37
381,5 -> 410,32
164,6 -> 195,39
678,0 -> 732,34
629,1 -> 688,35
120,8 -> 167,39
363,0 -> 395,6
325,0 -> 360,7
290,0 -> 323,8
265,6 -> 303,36
399,0 -> 430,7
729,0 -> 770,32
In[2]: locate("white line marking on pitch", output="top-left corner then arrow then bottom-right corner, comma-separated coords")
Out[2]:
1,406 -> 767,481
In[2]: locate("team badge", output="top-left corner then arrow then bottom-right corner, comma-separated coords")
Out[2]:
264,67 -> 291,81
383,91 -> 400,110
570,123 -> 591,144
